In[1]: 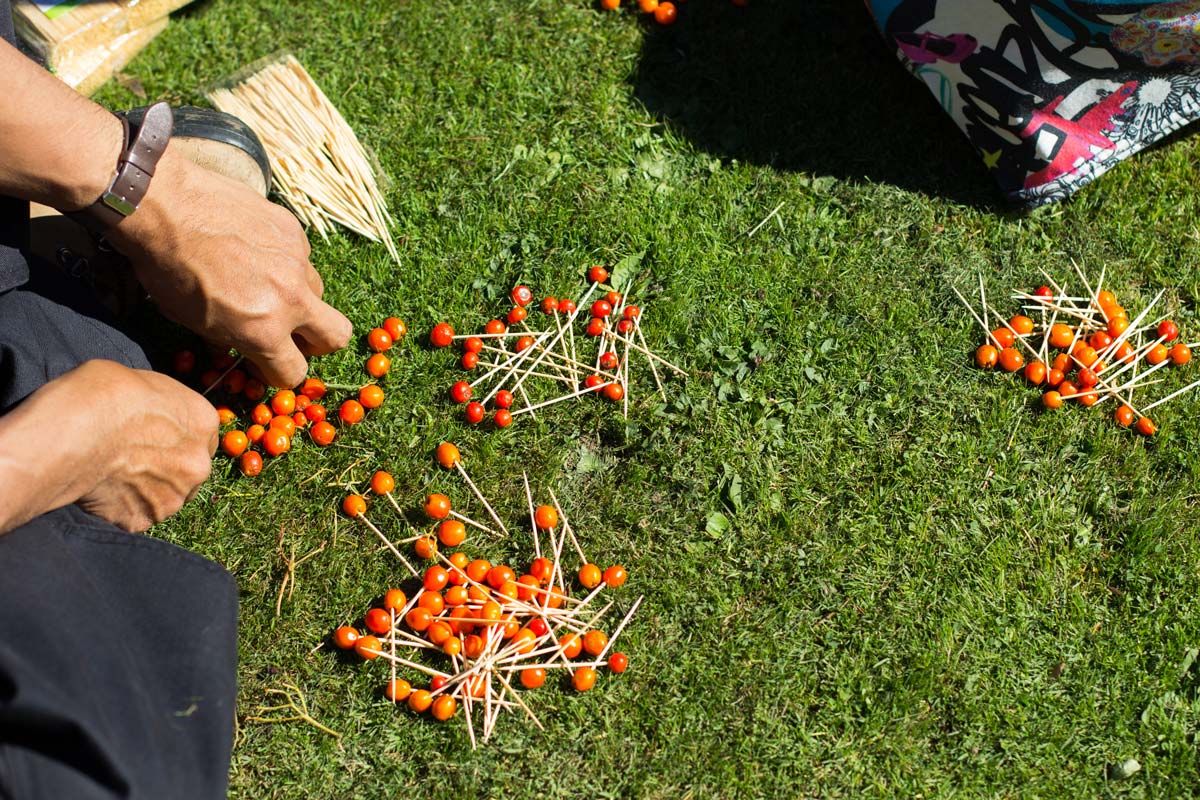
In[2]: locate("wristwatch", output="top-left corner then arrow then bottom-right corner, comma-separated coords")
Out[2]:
68,102 -> 174,233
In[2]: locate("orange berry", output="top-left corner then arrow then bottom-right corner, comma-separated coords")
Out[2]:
1048,324 -> 1074,350
270,415 -> 296,437
384,679 -> 411,703
383,317 -> 407,341
370,470 -> 395,495
405,607 -> 433,632
1046,368 -> 1064,388
423,494 -> 451,520
413,536 -> 438,560
974,344 -> 998,368
271,390 -> 296,416
1170,343 -> 1192,365
1136,416 -> 1157,436
221,430 -> 248,458
487,565 -> 516,590
359,384 -> 385,409
466,559 -> 492,583
342,494 -> 367,517
1042,391 -> 1063,409
1058,381 -> 1078,398
366,353 -> 391,378
1023,361 -> 1047,385
573,667 -> 597,691
438,519 -> 467,547
583,630 -> 609,656
339,400 -> 365,424
354,635 -> 382,660
444,585 -> 469,607
435,442 -> 461,469
599,0 -> 619,8
654,0 -> 677,22
560,634 -> 583,659
1114,405 -> 1134,427
998,347 -> 1024,373
533,504 -> 559,529
1147,344 -> 1169,365
608,652 -> 629,673
300,377 -> 326,400
239,451 -> 263,476
310,421 -> 336,446
603,565 -> 628,587
423,566 -> 450,593
1009,315 -> 1034,335
578,563 -> 602,589
638,0 -> 657,10
407,689 -> 433,713
383,588 -> 407,612
520,667 -> 547,688
332,625 -> 359,650
367,327 -> 393,352
215,406 -> 237,426
262,428 -> 291,457
251,404 -> 272,426
990,328 -> 1015,348
430,694 -> 457,721
1107,317 -> 1130,337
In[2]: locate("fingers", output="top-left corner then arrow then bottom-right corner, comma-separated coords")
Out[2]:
245,343 -> 310,390
295,296 -> 353,357
305,261 -> 324,297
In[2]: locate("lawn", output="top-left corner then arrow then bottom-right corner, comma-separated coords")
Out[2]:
92,0 -> 1200,797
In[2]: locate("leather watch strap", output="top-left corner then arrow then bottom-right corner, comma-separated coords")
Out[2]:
68,102 -> 174,233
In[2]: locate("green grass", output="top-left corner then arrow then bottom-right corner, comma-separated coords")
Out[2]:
90,0 -> 1200,796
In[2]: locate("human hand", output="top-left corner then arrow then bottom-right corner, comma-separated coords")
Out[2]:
107,150 -> 353,388
72,361 -> 220,531
0,360 -> 219,534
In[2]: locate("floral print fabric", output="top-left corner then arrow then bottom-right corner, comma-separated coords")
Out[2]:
867,1 -> 1200,206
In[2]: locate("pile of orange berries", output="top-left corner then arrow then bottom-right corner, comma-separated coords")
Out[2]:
334,452 -> 636,741
331,551 -> 631,723
971,285 -> 1191,435
178,317 -> 406,476
598,0 -> 748,26
429,266 -> 679,429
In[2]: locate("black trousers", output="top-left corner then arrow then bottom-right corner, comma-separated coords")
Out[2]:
0,267 -> 238,800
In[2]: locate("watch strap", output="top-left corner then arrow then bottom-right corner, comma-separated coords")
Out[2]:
68,102 -> 174,233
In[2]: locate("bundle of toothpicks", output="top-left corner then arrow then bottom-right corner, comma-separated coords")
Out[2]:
208,55 -> 400,264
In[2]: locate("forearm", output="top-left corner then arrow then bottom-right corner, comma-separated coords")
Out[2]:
0,39 -> 123,210
0,373 -> 97,534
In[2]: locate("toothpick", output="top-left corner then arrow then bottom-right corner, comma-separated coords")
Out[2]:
453,462 -> 509,537
202,355 -> 246,396
523,472 -> 541,560
510,382 -> 615,417
548,488 -> 587,564
596,595 -> 643,661
354,513 -> 418,576
1142,375 -> 1200,412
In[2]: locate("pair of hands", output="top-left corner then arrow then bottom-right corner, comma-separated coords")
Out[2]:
57,150 -> 351,532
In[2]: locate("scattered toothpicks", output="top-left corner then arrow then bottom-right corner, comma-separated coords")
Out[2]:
330,446 -> 638,747
953,266 -> 1195,435
428,265 -> 686,428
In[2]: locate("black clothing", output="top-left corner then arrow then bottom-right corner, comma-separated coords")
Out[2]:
0,0 -> 29,294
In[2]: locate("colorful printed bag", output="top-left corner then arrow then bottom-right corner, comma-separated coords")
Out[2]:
867,1 -> 1200,206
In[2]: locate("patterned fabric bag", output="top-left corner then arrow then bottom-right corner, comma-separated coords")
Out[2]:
867,1 -> 1200,207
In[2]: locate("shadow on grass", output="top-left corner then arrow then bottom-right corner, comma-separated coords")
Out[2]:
632,0 -> 999,209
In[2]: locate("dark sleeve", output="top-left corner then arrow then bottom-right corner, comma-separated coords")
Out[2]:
0,0 -> 31,294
